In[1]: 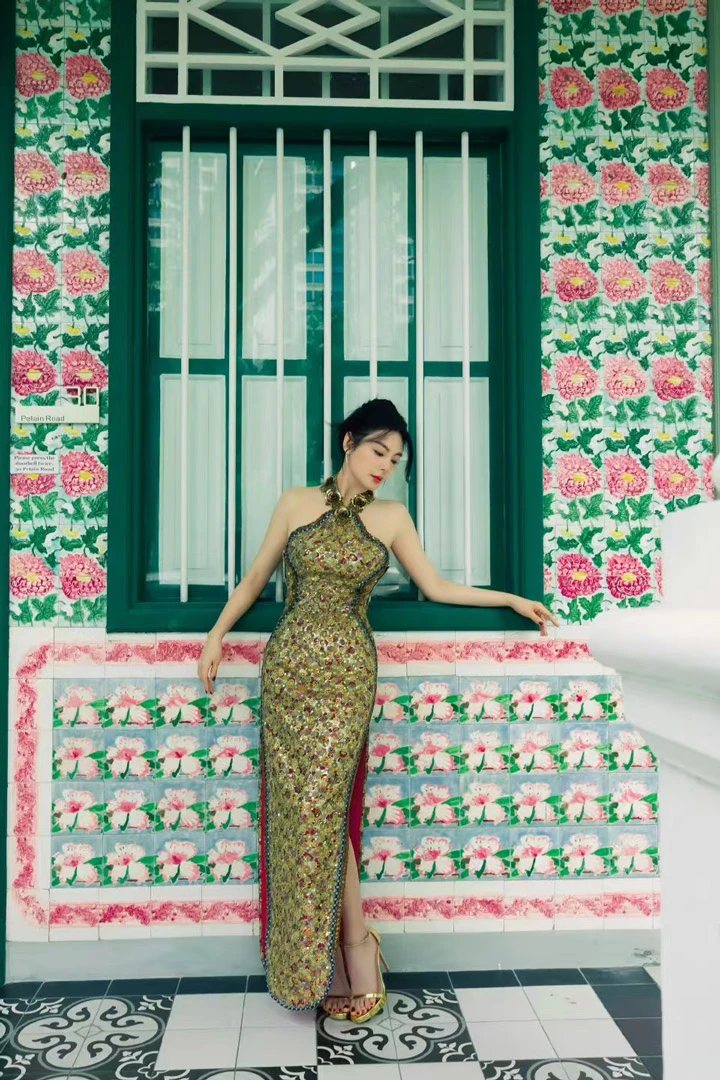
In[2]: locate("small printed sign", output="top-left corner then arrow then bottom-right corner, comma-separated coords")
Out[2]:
15,385 -> 100,426
11,452 -> 60,475
15,403 -> 100,424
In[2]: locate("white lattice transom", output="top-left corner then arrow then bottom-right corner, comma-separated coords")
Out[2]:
137,0 -> 514,109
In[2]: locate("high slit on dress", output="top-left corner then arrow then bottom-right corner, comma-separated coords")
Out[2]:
258,500 -> 389,1011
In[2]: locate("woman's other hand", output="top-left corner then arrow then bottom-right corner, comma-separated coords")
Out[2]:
198,632 -> 223,693
510,597 -> 559,637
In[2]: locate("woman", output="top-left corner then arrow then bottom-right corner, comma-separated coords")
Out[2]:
198,398 -> 557,1022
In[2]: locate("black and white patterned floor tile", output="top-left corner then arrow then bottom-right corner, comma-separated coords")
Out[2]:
0,993 -> 34,1056
0,1070 -> 315,1080
0,994 -> 171,1080
317,988 -> 477,1066
0,968 -> 662,1080
479,1060 -> 654,1080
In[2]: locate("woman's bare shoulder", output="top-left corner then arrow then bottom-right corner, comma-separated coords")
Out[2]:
282,485 -> 329,531
364,498 -> 409,546
376,498 -> 409,520
285,484 -> 327,503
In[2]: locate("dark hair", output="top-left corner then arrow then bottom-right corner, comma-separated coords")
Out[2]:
335,398 -> 414,483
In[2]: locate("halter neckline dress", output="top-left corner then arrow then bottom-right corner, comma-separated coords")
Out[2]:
258,477 -> 389,1010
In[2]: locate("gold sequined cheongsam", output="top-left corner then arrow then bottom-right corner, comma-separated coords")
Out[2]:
258,475 -> 389,1011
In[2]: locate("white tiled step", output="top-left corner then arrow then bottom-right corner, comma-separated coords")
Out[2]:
524,984 -> 612,1021
152,980 -> 647,1071
541,1018 -> 635,1058
235,1023 -> 316,1066
241,991 -> 317,1027
466,1019 -> 556,1059
155,1026 -> 242,1070
156,992 -> 317,1068
165,992 -> 245,1030
399,1065 -> 484,1079
456,986 -> 536,1023
461,982 -> 636,1061
318,1068 -> 402,1080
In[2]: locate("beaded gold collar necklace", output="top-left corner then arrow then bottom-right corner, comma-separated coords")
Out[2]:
321,474 -> 375,519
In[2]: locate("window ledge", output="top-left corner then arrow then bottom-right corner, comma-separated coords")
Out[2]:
107,598 -> 534,635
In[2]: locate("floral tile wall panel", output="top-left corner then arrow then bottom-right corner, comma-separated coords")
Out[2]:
540,0 -> 712,623
361,672 -> 658,887
6,636 -> 660,939
11,0 -> 110,628
10,0 -> 712,631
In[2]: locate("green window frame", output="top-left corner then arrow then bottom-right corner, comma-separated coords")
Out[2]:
108,0 -> 544,634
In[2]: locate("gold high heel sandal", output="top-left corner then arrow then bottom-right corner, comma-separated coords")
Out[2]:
343,927 -> 390,1024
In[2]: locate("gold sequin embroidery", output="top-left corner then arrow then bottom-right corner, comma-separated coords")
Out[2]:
258,484 -> 389,1010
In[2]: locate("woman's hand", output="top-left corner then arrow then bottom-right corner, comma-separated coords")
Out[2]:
510,596 -> 559,637
198,632 -> 223,694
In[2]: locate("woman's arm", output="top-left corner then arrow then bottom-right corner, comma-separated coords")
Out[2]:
207,487 -> 296,640
198,489 -> 297,692
389,504 -> 558,635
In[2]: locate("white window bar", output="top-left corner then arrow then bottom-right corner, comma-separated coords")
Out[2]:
464,0 -> 473,104
323,128 -> 332,479
415,130 -> 425,599
227,126 -> 238,597
379,0 -> 389,100
461,131 -> 472,586
504,0 -> 515,112
369,130 -> 378,399
189,2 -> 277,56
275,127 -> 285,602
177,0 -> 188,99
136,0 -> 147,101
144,54 -> 507,76
137,0 -> 513,110
262,0 -> 271,99
180,124 -> 191,602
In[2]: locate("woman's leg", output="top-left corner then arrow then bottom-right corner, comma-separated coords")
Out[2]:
321,840 -> 365,1014
321,744 -> 370,1016
340,840 -> 366,941
341,841 -> 383,1016
319,846 -> 355,1013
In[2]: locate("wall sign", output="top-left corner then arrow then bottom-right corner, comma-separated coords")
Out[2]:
10,452 -> 60,475
15,385 -> 100,425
